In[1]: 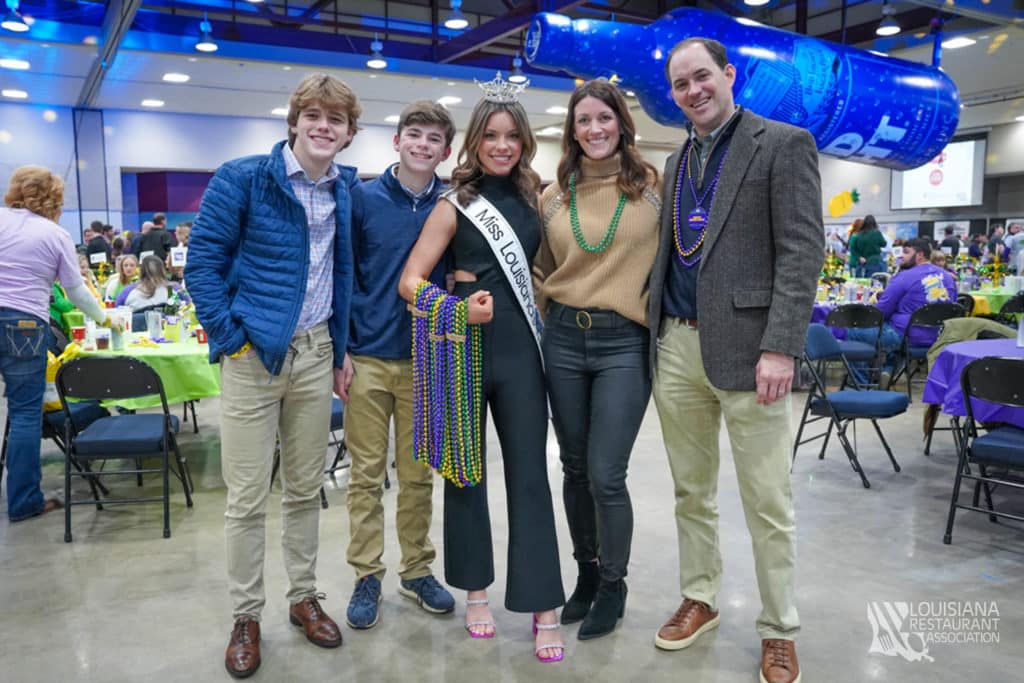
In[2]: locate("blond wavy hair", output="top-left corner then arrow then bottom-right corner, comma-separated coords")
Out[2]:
287,73 -> 362,148
4,165 -> 65,221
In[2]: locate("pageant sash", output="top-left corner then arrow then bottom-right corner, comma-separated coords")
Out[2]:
445,191 -> 544,360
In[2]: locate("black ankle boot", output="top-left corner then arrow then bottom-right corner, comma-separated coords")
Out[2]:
577,579 -> 626,640
561,561 -> 600,624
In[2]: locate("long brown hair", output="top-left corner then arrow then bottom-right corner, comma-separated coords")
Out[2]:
450,98 -> 540,207
557,80 -> 657,200
137,255 -> 170,297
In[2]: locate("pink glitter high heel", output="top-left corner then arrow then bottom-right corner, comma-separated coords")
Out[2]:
533,615 -> 565,663
465,598 -> 496,639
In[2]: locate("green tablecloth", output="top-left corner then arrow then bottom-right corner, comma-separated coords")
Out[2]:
969,288 -> 1017,315
80,339 -> 220,410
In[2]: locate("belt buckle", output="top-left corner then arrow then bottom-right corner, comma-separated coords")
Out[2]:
575,310 -> 593,330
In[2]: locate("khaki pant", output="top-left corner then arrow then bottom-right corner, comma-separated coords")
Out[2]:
221,323 -> 333,620
653,319 -> 800,640
345,355 -> 435,581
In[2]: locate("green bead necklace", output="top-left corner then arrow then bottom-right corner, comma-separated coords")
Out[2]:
568,171 -> 627,253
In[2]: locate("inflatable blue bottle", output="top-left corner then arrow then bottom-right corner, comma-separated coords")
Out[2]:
525,9 -> 960,170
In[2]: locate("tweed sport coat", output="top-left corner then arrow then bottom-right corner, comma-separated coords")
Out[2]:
647,110 -> 825,392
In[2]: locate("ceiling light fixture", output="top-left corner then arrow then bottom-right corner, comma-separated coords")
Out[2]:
195,13 -> 218,53
744,0 -> 770,6
437,95 -> 461,107
1,11 -> 28,33
941,36 -> 977,49
162,72 -> 190,83
141,99 -> 165,107
385,115 -> 400,124
271,107 -> 288,116
444,0 -> 469,31
0,57 -> 30,70
508,51 -> 528,84
545,106 -> 568,115
367,33 -> 387,69
2,88 -> 27,98
876,1 -> 900,37
1015,115 -> 1024,122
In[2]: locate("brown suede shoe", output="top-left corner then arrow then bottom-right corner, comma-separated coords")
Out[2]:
289,595 -> 343,648
654,598 -> 720,650
225,617 -> 261,679
760,638 -> 801,683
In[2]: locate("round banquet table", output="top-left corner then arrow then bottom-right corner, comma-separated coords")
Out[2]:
79,338 -> 221,410
968,288 -> 1017,316
922,338 -> 1024,429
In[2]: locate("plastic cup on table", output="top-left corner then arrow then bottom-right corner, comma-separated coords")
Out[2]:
94,327 -> 111,350
146,311 -> 162,339
70,326 -> 86,343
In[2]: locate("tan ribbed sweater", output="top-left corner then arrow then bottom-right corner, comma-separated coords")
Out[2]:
534,154 -> 661,326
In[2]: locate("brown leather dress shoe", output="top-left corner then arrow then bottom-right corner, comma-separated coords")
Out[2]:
225,617 -> 261,679
654,598 -> 720,650
42,498 -> 63,514
760,638 -> 801,683
289,595 -> 343,648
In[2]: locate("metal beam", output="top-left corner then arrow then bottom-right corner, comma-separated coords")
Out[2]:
76,0 -> 142,108
436,0 -> 588,64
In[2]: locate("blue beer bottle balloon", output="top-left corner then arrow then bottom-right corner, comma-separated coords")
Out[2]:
525,8 -> 960,170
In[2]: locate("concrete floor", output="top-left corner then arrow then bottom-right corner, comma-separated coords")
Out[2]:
2,386 -> 1022,683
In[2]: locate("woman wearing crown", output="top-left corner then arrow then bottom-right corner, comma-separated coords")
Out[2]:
399,74 -> 565,663
534,80 -> 661,641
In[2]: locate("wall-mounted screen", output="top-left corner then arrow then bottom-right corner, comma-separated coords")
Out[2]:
890,137 -> 986,210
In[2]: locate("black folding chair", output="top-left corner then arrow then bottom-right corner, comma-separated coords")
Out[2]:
56,356 -> 193,542
1000,293 -> 1024,316
944,356 -> 1024,544
888,302 -> 966,401
1,402 -> 113,499
793,324 -> 910,488
956,293 -> 975,316
824,303 -> 885,388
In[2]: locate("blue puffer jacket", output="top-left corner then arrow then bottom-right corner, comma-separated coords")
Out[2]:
185,140 -> 356,376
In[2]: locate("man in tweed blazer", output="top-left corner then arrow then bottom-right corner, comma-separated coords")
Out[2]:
647,38 -> 823,683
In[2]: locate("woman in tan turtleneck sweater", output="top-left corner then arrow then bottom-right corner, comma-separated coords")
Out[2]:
534,79 -> 661,641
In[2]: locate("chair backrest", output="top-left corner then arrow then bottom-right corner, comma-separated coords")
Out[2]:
956,293 -> 975,316
824,303 -> 884,330
871,272 -> 891,288
1000,293 -> 1024,315
907,302 -> 966,331
961,357 -> 1024,424
56,356 -> 168,407
805,323 -> 842,361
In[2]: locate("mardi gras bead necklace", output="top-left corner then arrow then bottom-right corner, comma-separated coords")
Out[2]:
411,280 -> 483,487
672,139 -> 728,267
568,171 -> 627,253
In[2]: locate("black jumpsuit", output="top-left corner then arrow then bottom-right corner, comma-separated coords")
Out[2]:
444,174 -> 565,612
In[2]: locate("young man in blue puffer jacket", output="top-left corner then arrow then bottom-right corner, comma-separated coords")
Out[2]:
186,73 -> 360,679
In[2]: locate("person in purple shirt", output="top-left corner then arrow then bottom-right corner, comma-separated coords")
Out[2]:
1,165 -> 109,522
848,238 -> 957,379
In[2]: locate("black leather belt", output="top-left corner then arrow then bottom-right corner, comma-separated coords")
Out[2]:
548,302 -> 633,330
666,315 -> 698,330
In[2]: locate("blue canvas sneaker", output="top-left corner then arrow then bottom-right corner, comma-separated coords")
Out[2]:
398,575 -> 455,615
346,575 -> 382,629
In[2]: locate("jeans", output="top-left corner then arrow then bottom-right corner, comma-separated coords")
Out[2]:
1,308 -> 49,521
543,302 -> 651,582
846,322 -> 902,385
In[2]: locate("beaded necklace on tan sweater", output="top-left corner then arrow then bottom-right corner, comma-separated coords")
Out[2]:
535,153 -> 661,326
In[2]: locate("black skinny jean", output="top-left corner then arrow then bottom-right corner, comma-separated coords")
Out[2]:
543,301 -> 651,582
443,283 -> 565,613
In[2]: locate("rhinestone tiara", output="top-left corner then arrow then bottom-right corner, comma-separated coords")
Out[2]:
475,71 -> 529,103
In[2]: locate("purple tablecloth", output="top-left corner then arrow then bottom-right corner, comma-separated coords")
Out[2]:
922,339 -> 1024,428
